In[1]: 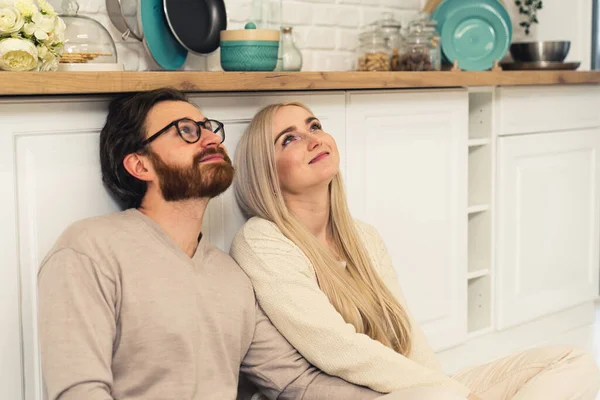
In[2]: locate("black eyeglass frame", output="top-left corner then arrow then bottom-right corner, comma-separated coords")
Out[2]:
140,118 -> 225,147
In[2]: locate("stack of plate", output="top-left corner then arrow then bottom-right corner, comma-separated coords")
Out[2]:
432,0 -> 512,71
106,0 -> 227,70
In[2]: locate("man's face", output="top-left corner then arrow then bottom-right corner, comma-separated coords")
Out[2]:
142,100 -> 234,201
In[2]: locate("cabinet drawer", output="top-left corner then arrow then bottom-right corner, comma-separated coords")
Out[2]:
497,85 -> 600,136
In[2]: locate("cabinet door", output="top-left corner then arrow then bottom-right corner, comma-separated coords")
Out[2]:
496,128 -> 600,329
345,89 -> 469,351
0,93 -> 346,400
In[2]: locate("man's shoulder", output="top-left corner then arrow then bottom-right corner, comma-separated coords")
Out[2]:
45,209 -> 141,261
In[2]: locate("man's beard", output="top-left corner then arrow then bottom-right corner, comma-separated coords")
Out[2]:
147,147 -> 234,202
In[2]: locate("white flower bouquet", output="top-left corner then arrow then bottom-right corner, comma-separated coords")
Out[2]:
0,0 -> 65,71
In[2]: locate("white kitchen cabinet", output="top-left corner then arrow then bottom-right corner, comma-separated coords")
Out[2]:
496,128 -> 600,329
345,89 -> 469,351
0,92 -> 346,400
496,85 -> 600,136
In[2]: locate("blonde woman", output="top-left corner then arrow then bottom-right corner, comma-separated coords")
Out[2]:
230,101 -> 600,400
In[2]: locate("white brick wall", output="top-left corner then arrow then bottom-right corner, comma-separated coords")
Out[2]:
51,0 -> 423,71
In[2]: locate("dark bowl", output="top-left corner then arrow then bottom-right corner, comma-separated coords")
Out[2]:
509,41 -> 571,62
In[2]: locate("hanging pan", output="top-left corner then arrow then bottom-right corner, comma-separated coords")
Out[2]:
140,0 -> 188,70
163,0 -> 227,55
106,0 -> 143,41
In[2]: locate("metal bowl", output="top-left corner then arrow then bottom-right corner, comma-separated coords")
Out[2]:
509,41 -> 571,62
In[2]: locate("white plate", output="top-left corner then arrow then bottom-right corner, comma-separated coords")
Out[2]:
57,63 -> 125,71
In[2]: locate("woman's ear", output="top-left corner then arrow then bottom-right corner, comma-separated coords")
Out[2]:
123,153 -> 153,182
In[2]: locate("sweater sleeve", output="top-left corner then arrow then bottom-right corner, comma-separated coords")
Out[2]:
38,248 -> 116,400
230,219 -> 471,396
355,222 -> 443,372
241,303 -> 382,400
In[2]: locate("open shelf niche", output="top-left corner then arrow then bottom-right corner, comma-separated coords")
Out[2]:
466,87 -> 495,336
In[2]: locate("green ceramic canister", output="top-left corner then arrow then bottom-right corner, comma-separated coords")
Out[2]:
220,22 -> 280,71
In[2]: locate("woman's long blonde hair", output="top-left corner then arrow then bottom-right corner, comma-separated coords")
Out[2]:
234,102 -> 412,355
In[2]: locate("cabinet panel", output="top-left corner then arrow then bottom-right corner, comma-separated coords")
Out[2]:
496,128 -> 600,329
346,89 -> 468,350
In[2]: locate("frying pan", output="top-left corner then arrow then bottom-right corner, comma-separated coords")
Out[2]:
164,0 -> 227,55
140,0 -> 188,70
106,0 -> 142,41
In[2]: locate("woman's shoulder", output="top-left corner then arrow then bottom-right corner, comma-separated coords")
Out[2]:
353,219 -> 383,248
230,217 -> 315,275
233,216 -> 284,243
231,217 -> 302,256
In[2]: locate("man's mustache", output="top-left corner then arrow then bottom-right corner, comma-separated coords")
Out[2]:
193,147 -> 232,166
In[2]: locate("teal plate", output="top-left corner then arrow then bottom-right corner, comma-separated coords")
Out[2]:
441,0 -> 511,71
140,0 -> 187,70
431,0 -> 456,33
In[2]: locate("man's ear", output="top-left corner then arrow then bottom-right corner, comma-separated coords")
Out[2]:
123,153 -> 153,182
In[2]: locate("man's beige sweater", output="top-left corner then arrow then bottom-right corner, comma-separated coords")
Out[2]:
230,217 -> 472,397
37,209 -> 386,400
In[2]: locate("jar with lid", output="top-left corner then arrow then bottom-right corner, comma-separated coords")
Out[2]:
376,12 -> 406,71
280,26 -> 303,71
59,0 -> 118,68
356,25 -> 391,72
399,16 -> 441,71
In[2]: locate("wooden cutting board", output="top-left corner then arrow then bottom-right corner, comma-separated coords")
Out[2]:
422,0 -> 444,13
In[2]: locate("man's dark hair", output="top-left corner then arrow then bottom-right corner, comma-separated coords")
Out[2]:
100,87 -> 190,209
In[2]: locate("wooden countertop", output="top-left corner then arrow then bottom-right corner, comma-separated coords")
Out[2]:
2,70 -> 600,95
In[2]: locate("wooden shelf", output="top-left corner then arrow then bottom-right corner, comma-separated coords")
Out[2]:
468,269 -> 490,280
0,70 -> 600,96
468,138 -> 490,147
467,204 -> 489,214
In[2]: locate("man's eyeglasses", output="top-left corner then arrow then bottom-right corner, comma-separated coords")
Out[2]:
140,118 -> 225,147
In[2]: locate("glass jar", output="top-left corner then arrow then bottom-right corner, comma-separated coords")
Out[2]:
356,26 -> 391,72
377,12 -> 406,71
281,26 -> 303,71
400,17 -> 441,71
59,0 -> 118,66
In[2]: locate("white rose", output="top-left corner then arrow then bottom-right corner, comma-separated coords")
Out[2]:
15,0 -> 35,17
0,4 -> 24,34
36,42 -> 46,56
44,16 -> 65,44
53,15 -> 65,35
37,54 -> 56,70
36,0 -> 55,16
0,37 -> 38,70
23,11 -> 53,41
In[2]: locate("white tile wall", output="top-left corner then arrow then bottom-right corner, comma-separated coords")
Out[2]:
50,0 -> 423,71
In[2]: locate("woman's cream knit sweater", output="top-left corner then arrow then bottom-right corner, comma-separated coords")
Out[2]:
230,217 -> 471,396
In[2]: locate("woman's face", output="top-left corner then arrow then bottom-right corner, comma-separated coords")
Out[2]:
272,105 -> 340,196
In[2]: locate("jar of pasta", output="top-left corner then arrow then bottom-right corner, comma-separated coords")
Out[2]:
356,26 -> 391,72
377,12 -> 406,71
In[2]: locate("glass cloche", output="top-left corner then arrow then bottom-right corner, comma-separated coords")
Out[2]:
58,0 -> 118,68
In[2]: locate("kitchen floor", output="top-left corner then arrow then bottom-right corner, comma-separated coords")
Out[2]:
551,300 -> 600,399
